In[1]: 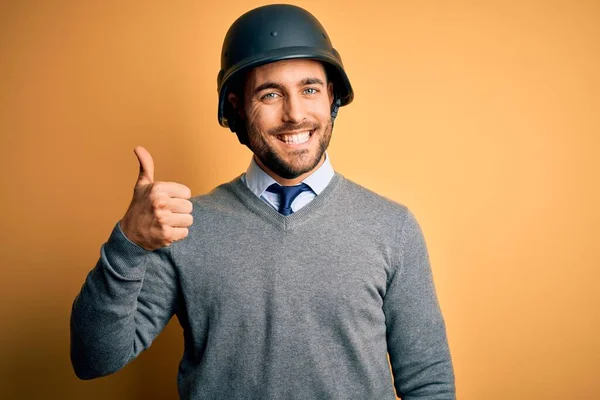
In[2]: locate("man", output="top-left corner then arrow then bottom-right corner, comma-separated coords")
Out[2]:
70,4 -> 456,399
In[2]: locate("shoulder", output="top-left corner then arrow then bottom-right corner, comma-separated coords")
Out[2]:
338,174 -> 410,217
336,175 -> 427,257
189,175 -> 246,211
335,174 -> 424,238
341,174 -> 427,234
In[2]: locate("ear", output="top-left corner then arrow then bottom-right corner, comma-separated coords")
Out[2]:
327,82 -> 334,106
227,93 -> 245,119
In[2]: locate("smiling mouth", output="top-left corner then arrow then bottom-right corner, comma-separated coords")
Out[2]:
277,130 -> 313,145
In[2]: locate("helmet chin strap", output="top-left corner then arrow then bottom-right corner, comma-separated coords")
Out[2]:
330,97 -> 341,126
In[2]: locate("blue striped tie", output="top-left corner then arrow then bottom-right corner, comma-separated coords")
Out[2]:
266,183 -> 312,216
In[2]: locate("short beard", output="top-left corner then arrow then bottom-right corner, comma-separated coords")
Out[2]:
246,119 -> 333,180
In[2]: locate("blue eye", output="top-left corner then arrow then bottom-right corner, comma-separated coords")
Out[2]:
304,88 -> 318,94
262,92 -> 279,100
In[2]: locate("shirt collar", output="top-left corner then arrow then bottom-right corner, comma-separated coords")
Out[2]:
243,153 -> 334,198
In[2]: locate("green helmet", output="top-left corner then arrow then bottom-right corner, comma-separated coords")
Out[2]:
217,4 -> 354,144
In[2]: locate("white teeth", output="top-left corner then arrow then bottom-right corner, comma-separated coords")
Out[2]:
278,131 -> 311,144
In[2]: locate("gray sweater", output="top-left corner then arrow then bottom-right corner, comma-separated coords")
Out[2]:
70,173 -> 455,399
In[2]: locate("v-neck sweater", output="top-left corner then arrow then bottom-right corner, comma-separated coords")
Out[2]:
70,173 -> 456,399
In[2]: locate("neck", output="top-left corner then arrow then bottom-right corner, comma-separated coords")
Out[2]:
254,155 -> 325,186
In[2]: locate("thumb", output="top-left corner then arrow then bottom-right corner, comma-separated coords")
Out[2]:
133,146 -> 154,186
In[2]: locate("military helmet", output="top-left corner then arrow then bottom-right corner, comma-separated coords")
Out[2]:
217,4 -> 354,144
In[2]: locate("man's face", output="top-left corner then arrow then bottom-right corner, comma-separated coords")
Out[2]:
230,59 -> 334,181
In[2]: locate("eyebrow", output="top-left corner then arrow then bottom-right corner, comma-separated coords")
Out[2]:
253,77 -> 325,96
300,77 -> 325,86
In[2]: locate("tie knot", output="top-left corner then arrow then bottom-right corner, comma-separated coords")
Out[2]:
266,183 -> 312,216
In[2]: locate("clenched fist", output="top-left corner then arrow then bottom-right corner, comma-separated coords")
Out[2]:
120,146 -> 193,251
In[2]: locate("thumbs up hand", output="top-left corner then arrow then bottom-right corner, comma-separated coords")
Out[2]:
120,146 -> 193,251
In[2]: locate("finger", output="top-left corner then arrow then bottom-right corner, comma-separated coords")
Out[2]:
169,213 -> 193,228
168,198 -> 193,214
155,182 -> 192,199
155,211 -> 193,228
169,227 -> 189,242
134,146 -> 155,186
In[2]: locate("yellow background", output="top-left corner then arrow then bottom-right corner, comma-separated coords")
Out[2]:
1,1 -> 598,399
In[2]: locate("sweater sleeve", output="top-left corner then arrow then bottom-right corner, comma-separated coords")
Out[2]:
70,222 -> 179,379
383,210 -> 456,399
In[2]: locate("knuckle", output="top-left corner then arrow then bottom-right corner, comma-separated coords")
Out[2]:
161,225 -> 173,239
149,185 -> 161,198
156,214 -> 166,226
153,181 -> 164,191
152,198 -> 167,211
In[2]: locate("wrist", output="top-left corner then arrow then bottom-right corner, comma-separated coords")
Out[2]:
104,222 -> 150,279
118,218 -> 148,250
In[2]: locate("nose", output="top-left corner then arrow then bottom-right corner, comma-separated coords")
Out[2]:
282,93 -> 306,123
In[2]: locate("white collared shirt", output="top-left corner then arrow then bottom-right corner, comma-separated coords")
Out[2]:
241,153 -> 335,213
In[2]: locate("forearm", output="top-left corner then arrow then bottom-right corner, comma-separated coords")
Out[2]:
385,211 -> 455,399
70,223 -> 177,379
390,323 -> 455,400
